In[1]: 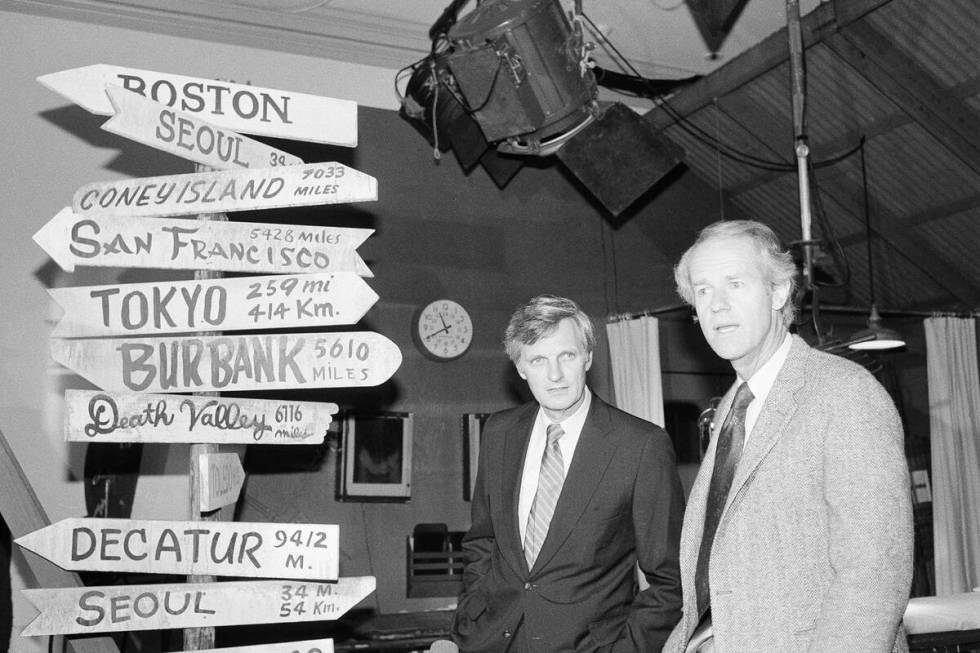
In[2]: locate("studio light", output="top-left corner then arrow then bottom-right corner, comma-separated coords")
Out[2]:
848,305 -> 906,351
398,0 -> 686,217
848,142 -> 905,351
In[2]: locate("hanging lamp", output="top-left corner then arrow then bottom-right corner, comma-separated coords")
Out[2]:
848,142 -> 905,351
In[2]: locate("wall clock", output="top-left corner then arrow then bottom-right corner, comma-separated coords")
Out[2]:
415,299 -> 473,361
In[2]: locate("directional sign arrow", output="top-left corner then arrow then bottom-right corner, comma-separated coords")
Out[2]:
64,390 -> 337,445
71,161 -> 376,219
50,273 -> 379,337
193,639 -> 334,653
33,207 -> 372,275
15,518 -> 339,580
51,331 -> 402,393
199,453 -> 245,511
102,86 -> 303,171
21,576 -> 374,636
38,64 -> 358,146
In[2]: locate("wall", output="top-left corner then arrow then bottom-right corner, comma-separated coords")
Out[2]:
1,8 -> 732,649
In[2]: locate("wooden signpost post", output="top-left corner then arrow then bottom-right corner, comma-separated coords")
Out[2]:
51,331 -> 402,393
49,272 -> 379,337
22,576 -> 376,636
70,161 -> 376,219
64,390 -> 337,445
16,518 -> 340,580
33,208 -> 373,275
198,453 -> 246,511
38,64 -> 358,146
102,86 -> 303,170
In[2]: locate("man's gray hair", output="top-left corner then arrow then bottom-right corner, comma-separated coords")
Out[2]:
504,295 -> 595,363
674,219 -> 798,327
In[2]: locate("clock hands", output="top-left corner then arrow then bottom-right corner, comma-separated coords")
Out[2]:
425,324 -> 452,340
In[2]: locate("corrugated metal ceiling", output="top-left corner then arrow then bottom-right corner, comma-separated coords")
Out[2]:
647,0 -> 980,314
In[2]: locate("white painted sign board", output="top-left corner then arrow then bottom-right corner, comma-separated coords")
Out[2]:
193,639 -> 334,653
51,331 -> 402,393
15,518 -> 339,580
199,453 -> 245,511
34,207 -> 372,275
50,273 -> 379,337
21,576 -> 375,636
38,64 -> 358,146
71,162 -> 376,219
65,390 -> 337,445
102,86 -> 303,170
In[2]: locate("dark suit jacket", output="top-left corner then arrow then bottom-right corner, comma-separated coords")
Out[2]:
452,395 -> 684,653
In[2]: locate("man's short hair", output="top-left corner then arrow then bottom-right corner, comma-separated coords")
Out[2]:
673,219 -> 798,327
504,295 -> 596,363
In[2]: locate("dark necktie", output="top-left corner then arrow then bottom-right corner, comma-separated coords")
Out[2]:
524,423 -> 565,568
694,382 -> 754,618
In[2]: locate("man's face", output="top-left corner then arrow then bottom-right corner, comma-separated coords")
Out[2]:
687,235 -> 790,378
517,318 -> 593,422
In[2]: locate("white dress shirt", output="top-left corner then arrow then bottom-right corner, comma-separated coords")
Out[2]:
517,390 -> 592,542
741,332 -> 791,443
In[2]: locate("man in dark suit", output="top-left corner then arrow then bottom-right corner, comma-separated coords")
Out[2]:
452,295 -> 684,653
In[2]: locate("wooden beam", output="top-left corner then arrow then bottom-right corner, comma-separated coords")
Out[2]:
646,0 -> 897,129
824,21 -> 980,173
0,427 -> 120,653
819,180 -> 980,306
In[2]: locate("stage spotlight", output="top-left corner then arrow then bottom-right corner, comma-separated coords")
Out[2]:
398,0 -> 686,217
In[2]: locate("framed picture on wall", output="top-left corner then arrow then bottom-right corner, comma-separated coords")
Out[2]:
462,413 -> 491,501
340,412 -> 413,501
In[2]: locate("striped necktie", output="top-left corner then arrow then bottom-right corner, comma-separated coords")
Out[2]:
695,381 -> 754,618
524,423 -> 565,568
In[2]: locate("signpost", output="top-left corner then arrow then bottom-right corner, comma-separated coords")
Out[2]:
22,576 -> 375,636
33,207 -> 373,275
51,331 -> 402,393
64,390 -> 337,445
70,161 -> 376,219
38,64 -> 358,146
16,518 -> 340,580
50,273 -> 379,337
199,453 -> 245,511
102,86 -> 303,170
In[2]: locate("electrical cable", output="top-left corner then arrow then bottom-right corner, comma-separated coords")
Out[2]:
579,10 -> 863,172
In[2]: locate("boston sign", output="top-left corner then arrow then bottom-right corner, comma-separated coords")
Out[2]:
38,64 -> 358,146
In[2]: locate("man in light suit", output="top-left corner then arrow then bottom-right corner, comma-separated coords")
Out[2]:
452,295 -> 684,652
664,220 -> 913,652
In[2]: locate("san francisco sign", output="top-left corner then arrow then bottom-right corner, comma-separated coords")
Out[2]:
102,86 -> 303,170
64,390 -> 336,445
34,208 -> 372,275
71,162 -> 376,219
49,273 -> 379,337
38,64 -> 358,146
51,332 -> 402,393
16,518 -> 339,580
21,576 -> 375,636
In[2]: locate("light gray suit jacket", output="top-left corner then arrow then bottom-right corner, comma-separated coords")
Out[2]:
664,335 -> 913,653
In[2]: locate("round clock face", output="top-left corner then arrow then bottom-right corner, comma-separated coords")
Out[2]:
417,299 -> 473,360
